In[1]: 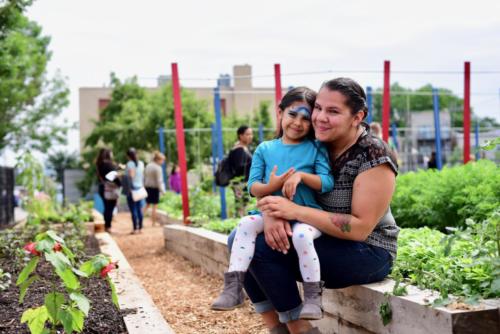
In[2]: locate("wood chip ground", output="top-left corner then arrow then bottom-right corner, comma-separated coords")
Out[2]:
109,212 -> 267,334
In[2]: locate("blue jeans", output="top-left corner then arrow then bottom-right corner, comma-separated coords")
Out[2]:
127,195 -> 143,230
227,229 -> 393,323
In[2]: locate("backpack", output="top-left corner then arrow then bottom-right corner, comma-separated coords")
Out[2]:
214,156 -> 235,187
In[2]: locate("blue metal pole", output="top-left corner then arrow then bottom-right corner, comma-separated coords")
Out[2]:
432,88 -> 443,170
211,123 -> 217,193
258,123 -> 264,143
366,86 -> 373,124
391,122 -> 399,150
158,127 -> 168,190
475,119 -> 480,161
214,87 -> 227,219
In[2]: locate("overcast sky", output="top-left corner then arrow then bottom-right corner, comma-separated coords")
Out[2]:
26,0 -> 500,154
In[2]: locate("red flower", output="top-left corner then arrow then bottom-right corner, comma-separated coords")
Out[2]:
53,243 -> 62,252
100,261 -> 118,278
24,242 -> 41,256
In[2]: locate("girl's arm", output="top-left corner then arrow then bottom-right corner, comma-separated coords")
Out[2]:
259,164 -> 395,241
250,166 -> 295,198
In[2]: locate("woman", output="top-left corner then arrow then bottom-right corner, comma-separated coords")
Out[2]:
169,164 -> 181,194
95,148 -> 121,232
228,125 -> 253,216
228,78 -> 399,334
125,148 -> 145,234
144,151 -> 166,226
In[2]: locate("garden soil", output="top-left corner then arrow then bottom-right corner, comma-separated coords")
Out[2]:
110,212 -> 267,334
0,235 -> 127,334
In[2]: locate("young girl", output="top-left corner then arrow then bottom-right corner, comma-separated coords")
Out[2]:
211,87 -> 334,320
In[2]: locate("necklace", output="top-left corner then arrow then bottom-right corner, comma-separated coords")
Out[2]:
331,127 -> 364,160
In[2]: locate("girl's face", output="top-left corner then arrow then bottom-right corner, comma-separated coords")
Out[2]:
239,128 -> 254,145
280,101 -> 312,144
312,88 -> 362,143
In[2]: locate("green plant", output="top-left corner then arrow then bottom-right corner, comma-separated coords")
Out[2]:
0,268 -> 11,291
16,230 -> 118,334
392,160 -> 500,230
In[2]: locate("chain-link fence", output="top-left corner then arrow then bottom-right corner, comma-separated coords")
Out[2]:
0,166 -> 15,227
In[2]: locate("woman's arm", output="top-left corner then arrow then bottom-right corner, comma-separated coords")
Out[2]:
259,164 -> 396,241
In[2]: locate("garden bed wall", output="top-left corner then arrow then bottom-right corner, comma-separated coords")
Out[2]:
164,225 -> 500,334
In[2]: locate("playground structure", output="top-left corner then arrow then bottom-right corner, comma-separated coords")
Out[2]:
157,61 -> 498,223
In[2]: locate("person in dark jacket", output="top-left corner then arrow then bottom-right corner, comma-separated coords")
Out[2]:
228,125 -> 253,216
95,148 -> 121,232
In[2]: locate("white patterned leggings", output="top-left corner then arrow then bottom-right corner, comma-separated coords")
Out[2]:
228,214 -> 322,282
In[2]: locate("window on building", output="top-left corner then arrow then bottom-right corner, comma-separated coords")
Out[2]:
98,98 -> 110,111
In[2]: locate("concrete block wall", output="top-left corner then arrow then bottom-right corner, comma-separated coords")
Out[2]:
164,225 -> 500,334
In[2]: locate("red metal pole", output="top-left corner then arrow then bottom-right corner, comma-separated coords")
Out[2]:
274,63 -> 282,134
171,63 -> 190,224
382,60 -> 391,143
463,61 -> 471,164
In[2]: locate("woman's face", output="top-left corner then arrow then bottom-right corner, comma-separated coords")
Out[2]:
312,88 -> 361,143
239,128 -> 254,145
280,101 -> 312,144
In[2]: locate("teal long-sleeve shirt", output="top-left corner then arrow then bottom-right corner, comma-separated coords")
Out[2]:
247,138 -> 334,210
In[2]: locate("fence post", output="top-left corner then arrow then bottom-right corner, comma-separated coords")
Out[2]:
158,126 -> 168,190
214,87 -> 227,219
432,88 -> 443,170
211,123 -> 217,193
366,86 -> 373,124
382,60 -> 391,143
463,61 -> 471,163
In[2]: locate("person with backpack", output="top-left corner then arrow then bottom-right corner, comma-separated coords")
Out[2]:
227,125 -> 253,216
95,148 -> 121,232
211,87 -> 335,323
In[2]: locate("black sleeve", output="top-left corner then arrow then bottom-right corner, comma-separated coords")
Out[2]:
100,161 -> 121,186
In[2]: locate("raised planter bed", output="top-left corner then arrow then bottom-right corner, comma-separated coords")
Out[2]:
155,209 -> 183,225
164,224 -> 500,334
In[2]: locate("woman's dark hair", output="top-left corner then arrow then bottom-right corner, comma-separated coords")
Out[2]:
320,78 -> 367,119
96,148 -> 112,166
127,148 -> 138,166
170,163 -> 178,175
237,125 -> 250,141
277,86 -> 317,140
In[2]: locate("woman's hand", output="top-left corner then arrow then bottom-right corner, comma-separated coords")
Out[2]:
267,166 -> 295,193
262,213 -> 292,254
258,196 -> 299,221
282,172 -> 302,200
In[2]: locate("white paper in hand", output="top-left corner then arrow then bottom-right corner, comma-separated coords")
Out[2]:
105,171 -> 118,181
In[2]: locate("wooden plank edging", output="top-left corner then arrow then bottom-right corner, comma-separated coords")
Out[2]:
163,224 -> 500,334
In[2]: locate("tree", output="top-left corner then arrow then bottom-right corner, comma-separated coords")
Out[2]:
0,0 -> 70,153
46,150 -> 80,184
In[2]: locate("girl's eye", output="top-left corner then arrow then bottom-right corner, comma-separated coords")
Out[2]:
287,111 -> 298,118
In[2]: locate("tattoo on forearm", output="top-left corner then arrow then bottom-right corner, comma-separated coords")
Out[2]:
330,214 -> 352,233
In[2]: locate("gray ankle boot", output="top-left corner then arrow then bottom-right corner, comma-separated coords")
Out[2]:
299,281 -> 324,320
211,271 -> 246,311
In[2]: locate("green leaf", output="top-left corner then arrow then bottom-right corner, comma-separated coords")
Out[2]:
56,268 -> 80,290
379,300 -> 392,326
46,230 -> 65,244
68,307 -> 84,332
58,309 -> 74,334
108,276 -> 119,309
16,257 -> 39,286
61,244 -> 75,262
491,278 -> 500,294
19,275 -> 38,304
72,267 -> 89,278
70,292 -> 90,316
35,239 -> 55,253
21,306 -> 49,334
44,292 -> 65,322
79,260 -> 95,276
45,251 -> 71,272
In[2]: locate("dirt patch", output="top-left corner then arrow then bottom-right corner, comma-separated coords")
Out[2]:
110,213 -> 267,334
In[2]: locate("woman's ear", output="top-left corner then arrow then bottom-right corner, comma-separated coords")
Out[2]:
352,110 -> 364,127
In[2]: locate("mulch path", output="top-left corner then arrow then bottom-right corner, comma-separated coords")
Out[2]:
109,212 -> 267,334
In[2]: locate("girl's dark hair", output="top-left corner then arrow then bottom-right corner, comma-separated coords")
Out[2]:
96,148 -> 112,166
237,125 -> 250,140
320,78 -> 367,119
127,148 -> 138,166
277,86 -> 317,140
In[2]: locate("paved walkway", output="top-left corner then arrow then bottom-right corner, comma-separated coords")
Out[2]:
108,212 -> 266,334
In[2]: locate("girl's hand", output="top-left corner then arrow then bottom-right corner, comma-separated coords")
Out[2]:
282,172 -> 302,200
258,196 -> 299,221
262,213 -> 292,253
267,166 -> 295,192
